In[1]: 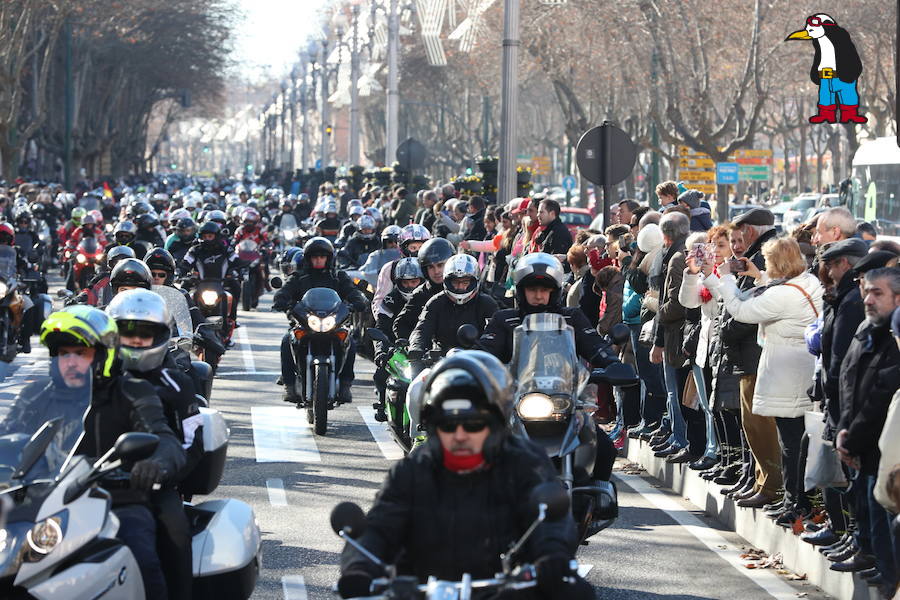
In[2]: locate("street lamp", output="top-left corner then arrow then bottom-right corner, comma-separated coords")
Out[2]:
319,37 -> 332,169
497,0 -> 521,205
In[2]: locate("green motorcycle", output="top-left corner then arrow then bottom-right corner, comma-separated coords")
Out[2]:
367,328 -> 420,454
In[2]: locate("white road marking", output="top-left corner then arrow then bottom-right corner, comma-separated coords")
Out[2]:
250,406 -> 321,463
281,574 -> 308,600
216,370 -> 281,377
357,407 -> 405,460
266,478 -> 288,506
577,564 -> 594,578
616,472 -> 801,599
234,325 -> 256,373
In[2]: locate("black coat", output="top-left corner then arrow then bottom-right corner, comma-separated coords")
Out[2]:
838,320 -> 900,473
340,434 -> 577,584
409,292 -> 498,357
718,228 -> 777,375
464,208 -> 487,242
479,305 -> 617,367
535,217 -> 572,256
272,268 -> 366,313
820,271 -> 865,433
393,280 -> 443,341
340,234 -> 380,267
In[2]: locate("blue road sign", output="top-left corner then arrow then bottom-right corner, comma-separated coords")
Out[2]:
315,159 -> 322,170
562,175 -> 577,191
716,162 -> 739,185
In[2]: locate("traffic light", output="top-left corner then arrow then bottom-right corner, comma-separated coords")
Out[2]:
203,146 -> 210,153
325,125 -> 333,136
465,167 -> 473,175
170,163 -> 177,169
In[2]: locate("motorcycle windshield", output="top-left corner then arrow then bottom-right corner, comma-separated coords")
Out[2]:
0,366 -> 91,490
512,313 -> 579,396
236,239 -> 258,254
300,287 -> 341,314
0,247 -> 16,281
280,214 -> 297,230
152,285 -> 193,338
78,237 -> 98,256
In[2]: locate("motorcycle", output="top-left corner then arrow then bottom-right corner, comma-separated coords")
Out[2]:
329,482 -> 577,599
344,268 -> 375,360
0,247 -> 25,363
279,284 -> 352,436
66,237 -> 104,292
181,255 -> 236,349
365,329 -> 414,452
236,239 -> 267,311
0,375 -> 261,599
459,315 -> 637,546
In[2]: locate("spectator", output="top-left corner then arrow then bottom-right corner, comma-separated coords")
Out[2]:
678,189 -> 713,232
656,181 -> 679,210
534,198 -> 573,256
464,196 -> 487,242
594,264 -> 624,337
417,190 -> 438,231
813,206 -> 856,247
618,199 -> 640,226
566,245 -> 589,307
856,221 -> 878,242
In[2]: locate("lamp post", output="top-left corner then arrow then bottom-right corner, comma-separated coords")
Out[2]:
279,83 -> 287,172
319,38 -> 331,169
385,0 -> 399,166
349,3 -> 361,167
289,65 -> 298,172
497,0 -> 521,205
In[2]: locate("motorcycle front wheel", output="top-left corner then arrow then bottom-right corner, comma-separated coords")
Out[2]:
310,362 -> 329,435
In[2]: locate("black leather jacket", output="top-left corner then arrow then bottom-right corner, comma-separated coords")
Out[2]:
408,292 -> 498,358
272,267 -> 366,313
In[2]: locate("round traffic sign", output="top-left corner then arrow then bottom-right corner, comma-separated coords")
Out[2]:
562,175 -> 577,191
575,123 -> 637,186
395,138 -> 427,171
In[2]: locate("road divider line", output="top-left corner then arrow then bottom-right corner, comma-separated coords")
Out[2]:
281,574 -> 308,600
616,472 -> 800,599
235,325 -> 256,373
266,478 -> 288,506
357,407 -> 405,460
216,370 -> 281,377
250,406 -> 321,463
577,564 -> 593,577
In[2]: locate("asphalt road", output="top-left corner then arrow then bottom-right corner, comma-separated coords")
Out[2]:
0,283 -> 833,600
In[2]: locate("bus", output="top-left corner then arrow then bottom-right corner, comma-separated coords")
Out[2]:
849,136 -> 900,237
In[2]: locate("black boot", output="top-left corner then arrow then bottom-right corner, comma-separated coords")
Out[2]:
338,380 -> 353,404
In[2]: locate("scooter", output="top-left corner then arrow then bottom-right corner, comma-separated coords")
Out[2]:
329,482 -> 578,599
0,378 -> 261,599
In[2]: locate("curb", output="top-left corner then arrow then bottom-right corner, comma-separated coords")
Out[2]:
625,437 -> 882,600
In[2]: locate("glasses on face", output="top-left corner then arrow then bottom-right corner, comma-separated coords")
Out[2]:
436,420 -> 488,433
151,271 -> 168,279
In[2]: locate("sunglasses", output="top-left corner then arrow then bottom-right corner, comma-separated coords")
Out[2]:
436,420 -> 489,433
151,271 -> 168,278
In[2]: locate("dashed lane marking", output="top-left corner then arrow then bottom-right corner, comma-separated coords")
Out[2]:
234,324 -> 256,373
357,406 -> 405,460
250,406 -> 321,463
266,478 -> 288,507
281,574 -> 308,600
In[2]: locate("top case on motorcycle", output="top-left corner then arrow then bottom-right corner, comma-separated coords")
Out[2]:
178,407 -> 229,497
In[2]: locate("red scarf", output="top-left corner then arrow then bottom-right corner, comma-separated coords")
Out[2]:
442,447 -> 485,473
699,264 -> 720,303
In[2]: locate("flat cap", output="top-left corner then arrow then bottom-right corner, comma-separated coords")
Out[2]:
731,206 -> 774,227
853,250 -> 899,274
821,238 -> 868,262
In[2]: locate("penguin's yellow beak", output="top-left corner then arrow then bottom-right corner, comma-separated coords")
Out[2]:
785,29 -> 812,41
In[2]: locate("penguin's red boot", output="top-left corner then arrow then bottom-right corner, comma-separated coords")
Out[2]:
809,104 -> 838,124
838,105 -> 868,124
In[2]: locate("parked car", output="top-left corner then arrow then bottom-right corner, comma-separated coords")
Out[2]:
560,207 -> 594,238
782,193 -> 821,232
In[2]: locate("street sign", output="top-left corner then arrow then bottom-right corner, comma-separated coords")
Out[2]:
396,137 -> 427,171
691,184 -> 717,195
680,170 -> 717,181
716,162 -> 740,185
679,157 -> 715,169
315,159 -> 322,170
575,121 -> 638,226
531,155 -> 551,175
739,165 -> 771,181
561,175 -> 577,191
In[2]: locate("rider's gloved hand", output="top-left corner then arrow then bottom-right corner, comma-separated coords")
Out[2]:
374,353 -> 389,369
130,459 -> 163,491
535,553 -> 572,594
337,570 -> 373,599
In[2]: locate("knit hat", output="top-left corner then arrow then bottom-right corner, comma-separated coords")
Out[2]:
637,223 -> 664,253
678,189 -> 704,210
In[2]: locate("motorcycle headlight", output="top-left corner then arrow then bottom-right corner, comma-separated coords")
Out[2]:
517,393 -> 555,419
400,363 -> 413,381
307,314 -> 322,331
26,516 -> 63,556
320,315 -> 336,332
284,230 -> 294,240
200,290 -> 219,306
0,282 -> 8,298
76,254 -> 87,264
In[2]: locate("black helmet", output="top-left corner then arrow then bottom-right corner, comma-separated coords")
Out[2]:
105,245 -> 136,270
417,237 -> 455,273
419,351 -> 513,430
302,236 -> 335,271
110,258 -> 153,293
175,217 -> 197,242
135,213 -> 159,230
144,248 -> 177,284
114,220 -> 138,244
198,221 -> 222,247
130,201 -> 153,217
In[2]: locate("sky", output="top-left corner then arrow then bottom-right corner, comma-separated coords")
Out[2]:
233,0 -> 333,82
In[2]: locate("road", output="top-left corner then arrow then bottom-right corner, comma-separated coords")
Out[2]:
1,285 -> 832,600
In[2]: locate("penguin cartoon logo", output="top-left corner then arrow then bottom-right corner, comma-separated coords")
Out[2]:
785,14 -> 867,125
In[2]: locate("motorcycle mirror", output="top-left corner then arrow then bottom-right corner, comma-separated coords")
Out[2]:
456,324 -> 479,348
529,482 -> 570,522
56,289 -> 73,298
395,338 -> 409,348
12,418 -> 63,480
112,432 -> 159,464
366,328 -> 388,343
330,501 -> 367,538
589,363 -> 639,387
609,323 -> 631,346
270,276 -> 283,289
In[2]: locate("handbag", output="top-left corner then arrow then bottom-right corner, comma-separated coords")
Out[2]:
682,372 -> 699,410
638,317 -> 656,347
783,282 -> 819,317
803,410 -> 848,492
682,320 -> 702,359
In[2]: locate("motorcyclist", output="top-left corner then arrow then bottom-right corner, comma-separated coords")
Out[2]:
108,220 -> 147,258
393,237 -> 455,341
373,223 -> 430,316
338,215 -> 380,267
272,198 -> 302,228
180,221 -> 244,325
233,207 -> 272,295
361,224 -> 402,278
273,236 -> 366,404
279,246 -> 303,277
56,205 -> 86,250
0,223 -> 34,352
108,257 -> 154,297
295,193 -> 313,221
164,217 -> 197,263
13,210 -> 41,259
68,245 -> 137,306
135,212 -> 165,248
44,306 -> 184,598
409,253 -> 498,366
106,289 -> 201,600
372,257 -> 424,421
315,201 -> 342,241
146,246 -> 207,331
336,205 -> 365,246
478,252 -> 620,482
337,350 -> 590,600
69,213 -> 108,247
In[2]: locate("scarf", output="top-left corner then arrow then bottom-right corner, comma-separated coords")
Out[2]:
699,264 -> 719,303
442,447 -> 486,473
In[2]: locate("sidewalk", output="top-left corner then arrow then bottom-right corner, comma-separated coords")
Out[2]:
625,437 -> 884,600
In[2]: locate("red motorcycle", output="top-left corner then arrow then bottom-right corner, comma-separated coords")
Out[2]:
236,239 -> 270,311
65,237 -> 104,292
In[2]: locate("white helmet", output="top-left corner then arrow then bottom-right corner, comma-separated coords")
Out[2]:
348,205 -> 365,217
442,254 -> 480,305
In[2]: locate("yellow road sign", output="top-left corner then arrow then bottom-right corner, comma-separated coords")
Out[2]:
679,170 -> 716,181
679,158 -> 715,169
693,184 -> 717,194
734,149 -> 773,158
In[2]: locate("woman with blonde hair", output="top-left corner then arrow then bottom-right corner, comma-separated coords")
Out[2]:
703,237 -> 823,524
